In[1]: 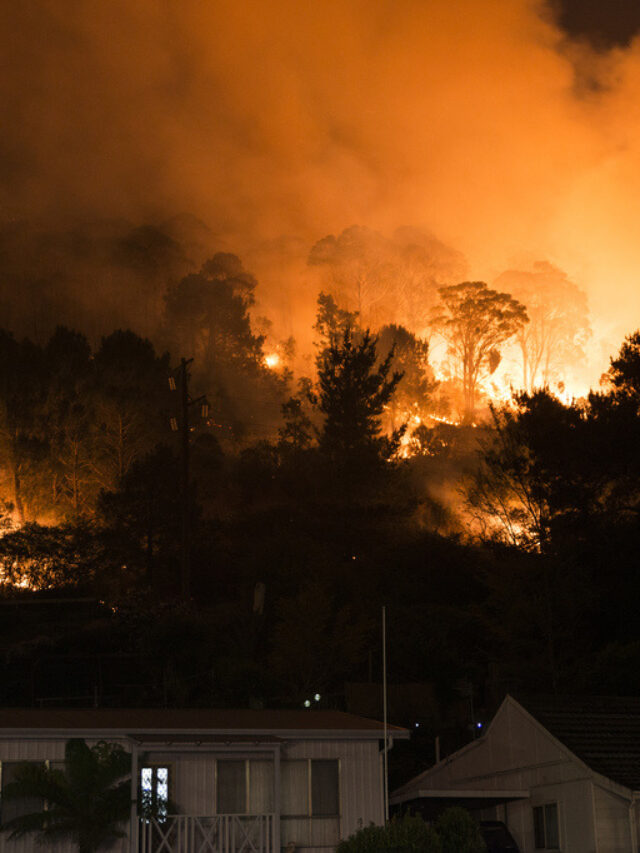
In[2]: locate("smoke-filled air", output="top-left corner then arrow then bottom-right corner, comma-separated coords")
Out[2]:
2,0 -> 640,348
4,0 -> 640,730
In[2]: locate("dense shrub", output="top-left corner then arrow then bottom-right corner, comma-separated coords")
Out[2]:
337,810 -> 486,853
336,823 -> 386,853
386,814 -> 442,853
336,814 -> 441,853
436,807 -> 486,853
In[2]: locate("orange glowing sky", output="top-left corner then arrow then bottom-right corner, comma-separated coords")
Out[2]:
2,1 -> 640,377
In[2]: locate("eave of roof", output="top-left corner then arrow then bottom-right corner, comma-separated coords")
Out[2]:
391,788 -> 528,806
0,708 -> 409,740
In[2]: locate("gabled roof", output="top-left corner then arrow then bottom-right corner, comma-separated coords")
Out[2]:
517,695 -> 640,790
0,708 -> 408,740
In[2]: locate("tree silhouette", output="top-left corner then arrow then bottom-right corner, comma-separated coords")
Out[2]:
97,445 -> 182,594
430,281 -> 528,420
467,390 -> 584,553
164,253 -> 262,373
609,330 -> 640,397
0,739 -> 131,853
91,330 -> 170,491
309,226 -> 467,334
277,397 -> 313,454
314,292 -> 358,349
376,324 -> 436,430
315,326 -> 404,464
45,327 -> 96,518
163,253 -> 286,441
494,262 -> 590,392
391,227 -> 468,334
269,579 -> 372,700
308,226 -> 394,327
0,331 -> 49,522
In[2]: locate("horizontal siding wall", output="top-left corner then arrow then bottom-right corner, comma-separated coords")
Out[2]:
284,739 -> 384,844
1,735 -> 384,853
594,783 -> 632,853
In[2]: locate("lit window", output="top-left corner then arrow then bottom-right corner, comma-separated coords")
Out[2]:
140,766 -> 170,821
533,803 -> 559,849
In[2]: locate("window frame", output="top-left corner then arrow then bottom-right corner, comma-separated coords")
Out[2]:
310,759 -> 340,818
215,759 -> 249,815
215,758 -> 276,815
280,759 -> 341,819
533,801 -> 560,850
280,758 -> 341,849
139,763 -> 172,821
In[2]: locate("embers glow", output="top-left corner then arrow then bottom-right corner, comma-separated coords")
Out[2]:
0,559 -> 37,591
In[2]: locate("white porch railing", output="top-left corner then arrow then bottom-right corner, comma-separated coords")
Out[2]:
139,815 -> 276,853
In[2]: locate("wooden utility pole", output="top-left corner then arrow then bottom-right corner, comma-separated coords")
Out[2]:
179,358 -> 192,603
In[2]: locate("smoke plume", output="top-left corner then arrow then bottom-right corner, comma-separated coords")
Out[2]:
2,1 -> 640,374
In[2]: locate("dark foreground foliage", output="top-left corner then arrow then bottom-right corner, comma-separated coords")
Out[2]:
336,810 -> 486,853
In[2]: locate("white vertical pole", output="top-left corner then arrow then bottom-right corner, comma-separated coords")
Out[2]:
130,744 -> 139,853
273,746 -> 281,853
382,605 -> 389,825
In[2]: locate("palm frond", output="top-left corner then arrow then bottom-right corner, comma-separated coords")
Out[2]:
1,810 -> 49,839
0,738 -> 133,853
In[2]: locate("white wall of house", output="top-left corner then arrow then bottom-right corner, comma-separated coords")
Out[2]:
393,697 -> 637,853
0,733 -> 385,853
284,737 -> 383,839
592,784 -> 633,853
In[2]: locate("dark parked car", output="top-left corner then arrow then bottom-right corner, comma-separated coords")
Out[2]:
480,821 -> 520,853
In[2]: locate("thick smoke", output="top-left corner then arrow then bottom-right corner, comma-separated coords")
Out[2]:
1,1 -> 640,371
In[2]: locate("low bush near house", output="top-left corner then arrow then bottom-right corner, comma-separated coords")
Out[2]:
436,807 -> 486,853
336,813 -> 441,853
337,809 -> 486,853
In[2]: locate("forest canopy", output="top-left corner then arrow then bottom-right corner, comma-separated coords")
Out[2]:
0,227 -> 634,776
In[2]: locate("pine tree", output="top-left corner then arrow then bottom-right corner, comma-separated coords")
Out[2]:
315,326 -> 404,464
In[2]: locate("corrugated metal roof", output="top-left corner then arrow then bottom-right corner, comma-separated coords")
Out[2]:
519,695 -> 640,790
0,708 -> 408,738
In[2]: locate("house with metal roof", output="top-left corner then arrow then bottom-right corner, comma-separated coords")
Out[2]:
0,708 -> 408,853
392,694 -> 640,853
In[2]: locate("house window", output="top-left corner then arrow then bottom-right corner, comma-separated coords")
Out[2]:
216,760 -> 274,814
217,761 -> 246,813
281,759 -> 340,847
0,762 -> 46,824
140,766 -> 170,820
311,760 -> 339,817
533,803 -> 560,849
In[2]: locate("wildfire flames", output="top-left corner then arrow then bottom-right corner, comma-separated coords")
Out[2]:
3,1 -> 639,587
